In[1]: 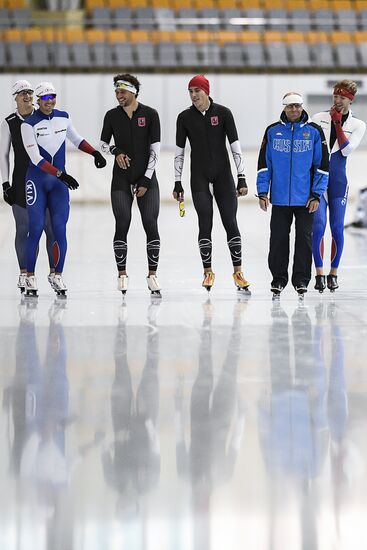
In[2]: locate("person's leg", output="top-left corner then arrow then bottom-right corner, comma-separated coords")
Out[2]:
329,194 -> 348,274
137,186 -> 160,274
44,208 -> 56,273
269,206 -> 293,288
192,189 -> 214,271
47,182 -> 70,274
292,207 -> 314,288
312,194 -> 327,274
12,204 -> 28,272
26,183 -> 48,275
111,188 -> 133,274
213,181 -> 242,269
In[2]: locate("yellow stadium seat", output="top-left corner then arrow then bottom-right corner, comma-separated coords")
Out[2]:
309,0 -> 331,9
171,0 -> 194,7
331,0 -> 353,8
7,0 -> 26,7
23,28 -> 43,43
43,27 -> 56,42
85,29 -> 107,42
193,0 -> 216,8
128,0 -> 151,7
356,0 -> 367,9
151,0 -> 171,7
106,28 -> 129,41
217,0 -> 238,8
193,29 -> 217,41
284,30 -> 305,41
151,29 -> 174,41
130,29 -> 151,41
3,29 -> 23,41
264,30 -> 284,42
217,30 -> 240,43
330,30 -> 352,42
286,0 -> 307,8
306,30 -> 329,42
263,0 -> 286,8
64,27 -> 85,43
106,0 -> 129,6
237,0 -> 262,7
85,0 -> 106,9
238,30 -> 261,41
355,30 -> 367,41
172,29 -> 193,41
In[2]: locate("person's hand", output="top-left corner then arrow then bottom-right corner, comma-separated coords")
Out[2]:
92,151 -> 106,168
306,194 -> 320,213
135,175 -> 150,198
2,181 -> 16,205
256,194 -> 269,212
57,171 -> 79,190
330,106 -> 343,125
173,181 -> 184,201
237,175 -> 248,197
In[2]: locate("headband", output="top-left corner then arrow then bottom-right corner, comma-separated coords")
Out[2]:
283,93 -> 303,106
333,87 -> 355,101
114,80 -> 137,95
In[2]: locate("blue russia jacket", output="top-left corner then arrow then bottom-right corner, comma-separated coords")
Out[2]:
256,110 -> 329,206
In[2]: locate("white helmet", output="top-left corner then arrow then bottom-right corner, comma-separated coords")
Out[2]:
34,81 -> 56,97
12,79 -> 33,96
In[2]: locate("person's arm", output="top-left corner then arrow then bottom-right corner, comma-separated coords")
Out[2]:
21,121 -> 79,189
256,128 -> 271,211
66,117 -> 106,168
230,140 -> 247,196
100,111 -> 130,170
0,120 -> 15,205
0,119 -> 11,184
173,114 -> 187,201
307,124 -> 329,212
332,110 -> 366,157
135,109 -> 161,197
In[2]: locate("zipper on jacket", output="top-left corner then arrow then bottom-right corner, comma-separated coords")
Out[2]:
289,124 -> 294,205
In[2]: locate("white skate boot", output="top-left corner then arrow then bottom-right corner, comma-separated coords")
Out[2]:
52,274 -> 67,297
117,274 -> 129,295
48,272 -> 55,289
25,275 -> 38,297
147,274 -> 162,297
17,273 -> 27,293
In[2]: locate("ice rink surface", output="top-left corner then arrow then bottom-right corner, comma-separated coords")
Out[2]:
1,201 -> 367,550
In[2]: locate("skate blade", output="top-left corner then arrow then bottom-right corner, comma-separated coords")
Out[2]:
237,286 -> 251,294
151,290 -> 162,298
272,293 -> 280,300
25,291 -> 38,298
55,290 -> 67,298
204,286 -> 212,292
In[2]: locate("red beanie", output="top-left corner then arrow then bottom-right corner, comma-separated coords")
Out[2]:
188,75 -> 210,96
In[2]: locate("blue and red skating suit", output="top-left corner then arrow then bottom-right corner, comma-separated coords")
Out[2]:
312,110 -> 366,269
21,108 -> 90,273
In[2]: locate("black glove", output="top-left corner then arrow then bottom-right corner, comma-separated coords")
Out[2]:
57,171 -> 79,190
109,145 -> 124,157
136,175 -> 151,191
2,181 -> 16,205
237,175 -> 248,193
174,181 -> 184,198
92,151 -> 107,168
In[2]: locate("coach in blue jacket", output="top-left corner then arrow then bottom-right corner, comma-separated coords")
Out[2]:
256,92 -> 329,296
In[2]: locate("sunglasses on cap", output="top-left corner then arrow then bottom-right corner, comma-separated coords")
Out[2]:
39,94 -> 56,101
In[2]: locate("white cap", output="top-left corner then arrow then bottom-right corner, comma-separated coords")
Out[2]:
12,79 -> 33,95
283,93 -> 303,106
34,81 -> 56,97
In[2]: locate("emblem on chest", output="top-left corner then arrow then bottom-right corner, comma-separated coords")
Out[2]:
211,116 -> 219,126
138,117 -> 146,127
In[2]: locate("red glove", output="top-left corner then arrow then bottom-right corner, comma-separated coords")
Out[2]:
330,106 -> 343,125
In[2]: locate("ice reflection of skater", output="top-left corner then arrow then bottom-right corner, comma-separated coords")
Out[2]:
259,303 -> 330,550
102,304 -> 161,516
175,302 -> 245,550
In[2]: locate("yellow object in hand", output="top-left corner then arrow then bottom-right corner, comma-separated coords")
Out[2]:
179,200 -> 185,217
